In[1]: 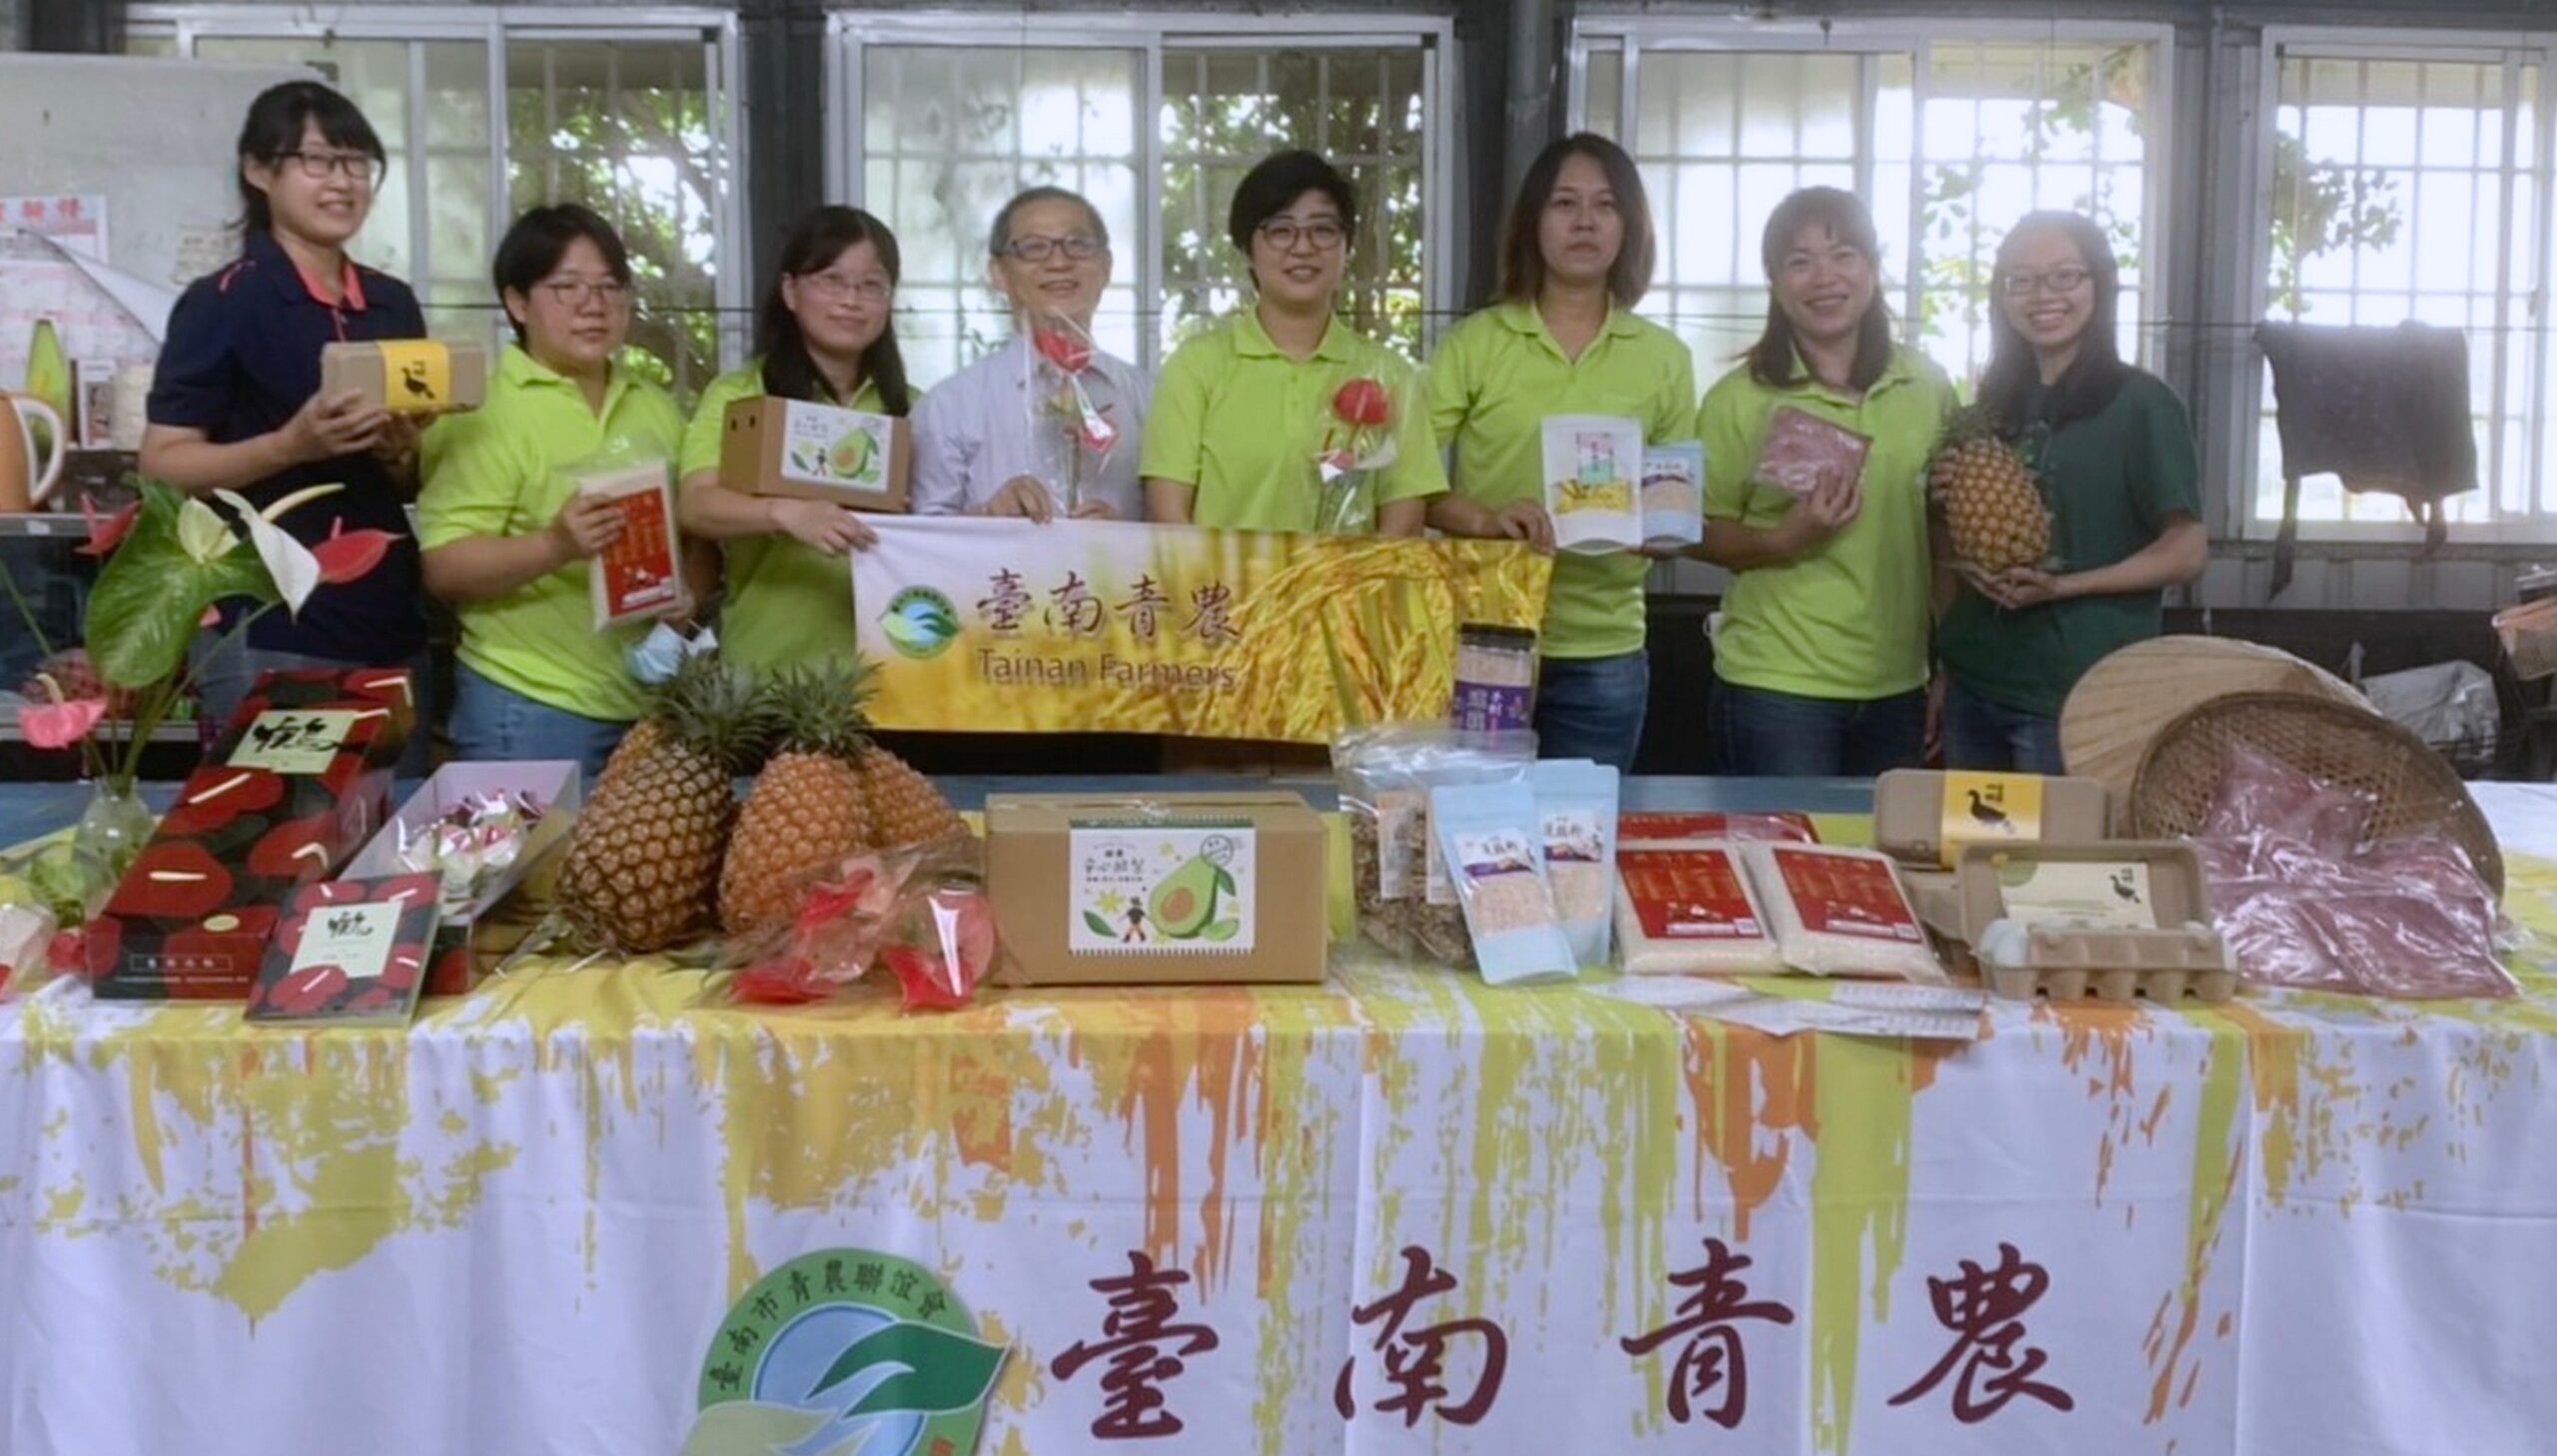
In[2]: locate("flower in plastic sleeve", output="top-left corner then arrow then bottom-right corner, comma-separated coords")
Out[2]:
1332,377 -> 1390,429
881,886 -> 996,1012
1033,328 -> 1095,374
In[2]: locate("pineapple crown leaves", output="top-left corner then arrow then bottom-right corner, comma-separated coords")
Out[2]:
768,659 -> 877,761
648,650 -> 783,774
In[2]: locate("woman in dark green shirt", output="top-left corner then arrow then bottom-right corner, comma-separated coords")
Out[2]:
1935,211 -> 2206,772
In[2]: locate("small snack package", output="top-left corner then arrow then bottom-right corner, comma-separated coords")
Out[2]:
1641,440 -> 1705,549
1333,725 -> 1536,967
1750,406 -> 1871,499
1430,780 -> 1576,986
1451,625 -> 1538,734
1740,841 -> 1946,982
1618,811 -> 1819,846
394,788 -> 549,917
1613,839 -> 1784,976
1531,759 -> 1619,966
576,458 -> 687,629
1542,413 -> 1645,552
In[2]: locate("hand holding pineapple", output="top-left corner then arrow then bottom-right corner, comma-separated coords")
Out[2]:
1930,402 -> 2055,586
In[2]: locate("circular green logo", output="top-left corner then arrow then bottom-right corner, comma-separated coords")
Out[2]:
686,1249 -> 1005,1456
880,586 -> 961,660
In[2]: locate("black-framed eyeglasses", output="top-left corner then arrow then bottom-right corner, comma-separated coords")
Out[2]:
1999,266 -> 2092,298
275,150 -> 385,184
1256,217 -> 1347,254
537,278 -> 631,307
1000,234 -> 1106,264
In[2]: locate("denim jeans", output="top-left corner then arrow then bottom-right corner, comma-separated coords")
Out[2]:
1709,677 -> 1928,778
1534,651 -> 1649,772
447,664 -> 631,783
191,635 -> 435,777
1941,678 -> 2067,775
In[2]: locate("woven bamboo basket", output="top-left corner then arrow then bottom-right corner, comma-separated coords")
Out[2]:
2127,691 -> 2503,896
2060,637 -> 2369,830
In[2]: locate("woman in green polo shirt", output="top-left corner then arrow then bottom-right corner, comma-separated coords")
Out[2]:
676,206 -> 915,670
1142,150 -> 1444,533
419,205 -> 684,776
1426,134 -> 1692,771
1694,187 -> 1957,777
1935,211 -> 2204,772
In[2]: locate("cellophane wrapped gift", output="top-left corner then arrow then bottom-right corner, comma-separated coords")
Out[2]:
726,834 -> 993,1011
1024,313 -> 1127,516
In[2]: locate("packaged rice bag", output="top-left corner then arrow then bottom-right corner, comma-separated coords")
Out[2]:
1740,841 -> 1945,982
1618,811 -> 1819,846
1750,406 -> 1872,500
1641,440 -> 1705,549
1531,759 -> 1619,966
1430,780 -> 1576,986
1333,725 -> 1536,966
1613,839 -> 1784,975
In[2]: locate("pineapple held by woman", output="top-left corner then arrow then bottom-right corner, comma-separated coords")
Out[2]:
1932,402 -> 2052,575
558,653 -> 773,953
720,662 -> 878,938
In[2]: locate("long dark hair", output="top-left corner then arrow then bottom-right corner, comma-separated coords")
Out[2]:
758,207 -> 911,416
1978,211 -> 2129,433
1743,187 -> 1895,392
1499,133 -> 1654,309
235,81 -> 385,237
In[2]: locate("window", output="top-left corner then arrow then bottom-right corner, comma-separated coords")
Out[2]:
125,7 -> 744,399
2253,39 -> 2549,537
836,14 -> 1447,387
1574,22 -> 2165,399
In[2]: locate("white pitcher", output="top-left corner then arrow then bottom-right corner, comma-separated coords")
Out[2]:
0,389 -> 66,511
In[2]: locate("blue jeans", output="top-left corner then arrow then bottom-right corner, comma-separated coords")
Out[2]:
448,664 -> 630,783
192,636 -> 435,777
1710,678 -> 1928,778
1535,651 -> 1649,772
1942,678 -> 2067,774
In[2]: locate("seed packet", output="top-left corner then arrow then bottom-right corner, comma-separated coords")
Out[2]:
1641,440 -> 1705,549
1750,406 -> 1871,500
1430,780 -> 1575,986
1531,759 -> 1619,966
1542,413 -> 1645,552
1333,725 -> 1536,967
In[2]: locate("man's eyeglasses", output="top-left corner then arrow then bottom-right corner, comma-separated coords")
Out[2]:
1000,234 -> 1105,264
538,279 -> 631,307
1256,218 -> 1347,254
275,150 -> 384,184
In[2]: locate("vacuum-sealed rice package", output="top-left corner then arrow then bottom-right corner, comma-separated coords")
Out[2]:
1532,759 -> 1619,966
1741,841 -> 1945,982
1431,780 -> 1576,985
1618,811 -> 1820,846
1332,725 -> 1536,966
1613,839 -> 1785,975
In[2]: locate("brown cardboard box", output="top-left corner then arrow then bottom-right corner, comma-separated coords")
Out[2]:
319,339 -> 489,414
1873,769 -> 2111,869
719,394 -> 911,511
985,791 -> 1326,986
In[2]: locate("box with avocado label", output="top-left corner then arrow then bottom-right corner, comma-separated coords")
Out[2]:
319,340 -> 488,415
985,791 -> 1326,985
719,395 -> 911,512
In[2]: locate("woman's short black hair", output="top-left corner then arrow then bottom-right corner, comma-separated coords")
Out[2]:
235,80 -> 386,236
1227,150 -> 1357,254
491,204 -> 631,343
987,186 -> 1110,257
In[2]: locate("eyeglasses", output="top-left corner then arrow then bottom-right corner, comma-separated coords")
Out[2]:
1256,217 -> 1347,254
1000,234 -> 1105,264
797,273 -> 894,305
2000,266 -> 2092,298
274,150 -> 383,183
537,278 -> 631,307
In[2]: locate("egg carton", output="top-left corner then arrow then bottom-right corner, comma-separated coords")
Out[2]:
1951,841 -> 2239,1005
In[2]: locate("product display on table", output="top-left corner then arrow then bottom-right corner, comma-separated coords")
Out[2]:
727,833 -> 989,1011
1541,413 -> 1644,552
576,459 -> 688,629
1872,768 -> 2113,869
1740,840 -> 1946,982
1748,404 -> 1871,498
92,667 -> 415,999
719,393 -> 912,512
1593,975 -> 1991,1040
1948,842 -> 2236,1004
1334,724 -> 1537,968
1640,439 -> 1706,549
1430,779 -> 1576,986
342,761 -> 579,997
1932,401 -> 2055,573
1612,839 -> 1785,976
1618,810 -> 1820,844
244,874 -> 442,1025
1530,759 -> 1619,966
318,339 -> 488,416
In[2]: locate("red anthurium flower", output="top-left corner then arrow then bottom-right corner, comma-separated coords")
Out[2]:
1033,330 -> 1094,374
312,519 -> 400,585
1331,377 -> 1390,429
17,697 -> 105,750
75,493 -> 140,557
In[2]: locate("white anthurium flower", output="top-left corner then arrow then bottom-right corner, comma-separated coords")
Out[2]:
174,496 -> 239,564
214,487 -> 327,615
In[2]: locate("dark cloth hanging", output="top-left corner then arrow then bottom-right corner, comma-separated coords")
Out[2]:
2254,322 -> 2476,600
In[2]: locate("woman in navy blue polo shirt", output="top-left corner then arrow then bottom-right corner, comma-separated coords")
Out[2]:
142,81 -> 430,761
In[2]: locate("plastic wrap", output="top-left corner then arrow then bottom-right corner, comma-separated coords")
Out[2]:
1333,725 -> 1535,967
1311,371 -> 1415,533
1749,406 -> 1872,499
725,835 -> 992,1010
1531,759 -> 1619,966
1024,313 -> 1128,515
1741,841 -> 1946,982
1618,811 -> 1819,846
2195,742 -> 2373,854
1613,839 -> 1785,976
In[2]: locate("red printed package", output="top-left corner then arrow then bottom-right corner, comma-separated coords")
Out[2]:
580,460 -> 686,628
247,874 -> 443,1024
1742,842 -> 1945,981
1618,811 -> 1819,846
1613,841 -> 1784,975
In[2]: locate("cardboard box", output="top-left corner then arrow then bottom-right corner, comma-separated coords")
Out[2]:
719,394 -> 910,512
91,668 -> 415,1001
985,791 -> 1326,986
1873,769 -> 2111,869
319,339 -> 489,414
340,760 -> 583,997
1951,841 -> 2234,1004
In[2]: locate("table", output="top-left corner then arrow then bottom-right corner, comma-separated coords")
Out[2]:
3,780 -> 2553,1456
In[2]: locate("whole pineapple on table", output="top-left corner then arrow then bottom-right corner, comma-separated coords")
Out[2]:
557,652 -> 775,954
1932,403 -> 2053,576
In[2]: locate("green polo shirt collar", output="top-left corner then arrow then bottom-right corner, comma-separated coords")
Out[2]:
1490,299 -> 1643,357
496,342 -> 637,417
1234,305 -> 1358,364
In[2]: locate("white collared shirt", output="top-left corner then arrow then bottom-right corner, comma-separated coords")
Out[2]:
908,333 -> 1152,520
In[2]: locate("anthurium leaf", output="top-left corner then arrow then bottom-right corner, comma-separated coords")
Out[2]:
806,1320 -> 1005,1418
87,481 -> 277,688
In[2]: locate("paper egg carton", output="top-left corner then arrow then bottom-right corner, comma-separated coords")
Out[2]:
1953,842 -> 2238,1005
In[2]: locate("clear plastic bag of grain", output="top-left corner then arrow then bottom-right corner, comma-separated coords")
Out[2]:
1332,724 -> 1536,967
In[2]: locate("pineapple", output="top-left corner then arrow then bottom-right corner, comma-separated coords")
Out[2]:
719,662 -> 878,938
557,653 -> 773,953
855,744 -> 966,848
1933,403 -> 2052,575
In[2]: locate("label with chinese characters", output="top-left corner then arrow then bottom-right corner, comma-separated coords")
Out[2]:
1619,847 -> 1761,940
1067,821 -> 1256,954
578,461 -> 683,627
1618,811 -> 1819,844
374,340 -> 452,413
779,398 -> 892,490
1997,858 -> 2157,930
291,901 -> 401,982
227,710 -> 360,775
1940,772 -> 2045,865
1773,848 -> 1923,943
1542,414 -> 1644,552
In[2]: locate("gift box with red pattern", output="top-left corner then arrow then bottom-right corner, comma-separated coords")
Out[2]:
90,667 -> 416,1001
246,874 -> 443,1025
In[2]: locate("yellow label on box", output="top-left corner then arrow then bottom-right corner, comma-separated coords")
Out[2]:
1940,772 -> 2044,865
375,340 -> 451,412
